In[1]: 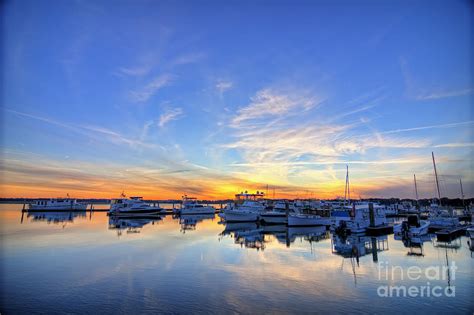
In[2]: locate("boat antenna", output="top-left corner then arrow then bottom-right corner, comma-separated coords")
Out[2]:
414,174 -> 419,206
460,178 -> 465,208
432,152 -> 442,206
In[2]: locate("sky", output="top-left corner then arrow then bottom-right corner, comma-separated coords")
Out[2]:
1,0 -> 473,199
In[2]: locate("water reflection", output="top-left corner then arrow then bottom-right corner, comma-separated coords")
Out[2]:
178,213 -> 215,233
2,205 -> 474,314
23,211 -> 87,227
331,234 -> 389,262
393,234 -> 434,257
108,216 -> 163,236
220,223 -> 331,250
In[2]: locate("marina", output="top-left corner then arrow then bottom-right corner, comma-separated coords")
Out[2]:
1,203 -> 473,314
2,0 -> 473,313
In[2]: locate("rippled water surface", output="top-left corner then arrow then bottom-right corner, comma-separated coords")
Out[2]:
1,204 -> 473,314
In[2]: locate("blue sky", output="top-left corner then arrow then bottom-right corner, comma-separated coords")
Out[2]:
1,0 -> 473,199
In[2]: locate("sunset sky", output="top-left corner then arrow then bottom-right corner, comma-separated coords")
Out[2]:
1,0 -> 473,199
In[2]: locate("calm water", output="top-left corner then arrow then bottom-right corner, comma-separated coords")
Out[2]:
0,204 -> 473,314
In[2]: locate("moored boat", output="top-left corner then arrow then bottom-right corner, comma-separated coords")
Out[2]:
221,191 -> 265,222
108,196 -> 165,216
287,214 -> 331,226
178,195 -> 215,215
394,215 -> 430,237
28,198 -> 87,211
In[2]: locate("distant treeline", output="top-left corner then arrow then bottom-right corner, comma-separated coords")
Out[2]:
363,198 -> 473,208
1,197 -> 472,207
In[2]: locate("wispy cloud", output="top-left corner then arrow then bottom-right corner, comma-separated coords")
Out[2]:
434,142 -> 474,148
159,107 -> 184,127
118,65 -> 153,77
215,80 -> 233,95
231,88 -> 323,127
376,120 -> 474,136
129,74 -> 173,102
416,88 -> 473,100
218,87 -> 472,192
400,57 -> 473,101
171,52 -> 205,66
5,108 -> 158,149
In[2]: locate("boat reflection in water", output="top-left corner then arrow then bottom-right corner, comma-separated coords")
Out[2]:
219,222 -> 267,250
220,223 -> 330,250
331,234 -> 389,263
24,211 -> 87,227
178,213 -> 215,233
394,233 -> 434,257
108,216 -> 163,237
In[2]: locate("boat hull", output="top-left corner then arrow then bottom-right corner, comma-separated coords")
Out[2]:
260,213 -> 287,224
108,208 -> 165,216
394,220 -> 430,237
224,211 -> 259,222
179,207 -> 215,215
287,215 -> 331,227
28,204 -> 88,211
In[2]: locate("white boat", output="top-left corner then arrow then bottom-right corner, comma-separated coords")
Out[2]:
428,205 -> 460,228
260,211 -> 287,224
108,196 -> 165,216
178,195 -> 215,215
287,214 -> 331,226
427,153 -> 460,229
222,191 -> 265,222
394,215 -> 430,237
28,198 -> 87,211
335,203 -> 388,233
260,201 -> 289,224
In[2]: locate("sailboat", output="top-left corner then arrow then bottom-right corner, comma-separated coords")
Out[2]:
428,152 -> 459,229
393,174 -> 429,237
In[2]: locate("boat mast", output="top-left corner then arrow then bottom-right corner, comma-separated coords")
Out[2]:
344,165 -> 351,205
460,178 -> 465,207
344,165 -> 349,205
432,152 -> 442,206
414,174 -> 419,206
347,165 -> 350,203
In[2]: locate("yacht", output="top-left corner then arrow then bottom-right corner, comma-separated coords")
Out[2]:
222,191 -> 265,222
394,215 -> 430,237
260,200 -> 291,224
28,198 -> 87,211
178,196 -> 215,215
108,196 -> 165,216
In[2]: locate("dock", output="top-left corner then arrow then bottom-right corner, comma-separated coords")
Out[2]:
366,224 -> 394,236
435,225 -> 468,242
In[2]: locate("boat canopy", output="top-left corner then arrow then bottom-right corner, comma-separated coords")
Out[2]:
235,191 -> 265,201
